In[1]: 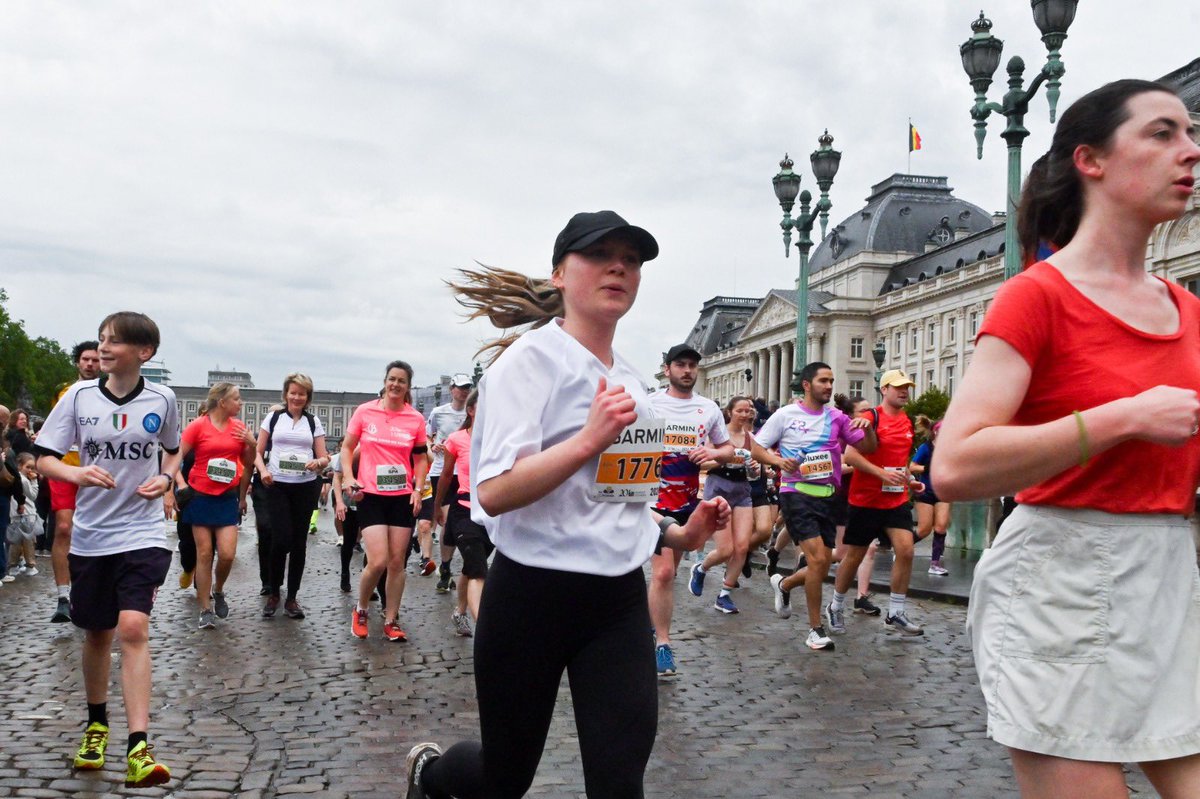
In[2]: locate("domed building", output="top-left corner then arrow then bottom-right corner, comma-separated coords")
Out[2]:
679,59 -> 1200,408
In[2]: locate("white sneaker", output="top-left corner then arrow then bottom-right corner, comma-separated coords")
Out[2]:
806,626 -> 835,651
769,573 -> 791,619
885,611 -> 925,636
23,566 -> 38,576
928,561 -> 949,576
2,573 -> 15,583
451,611 -> 473,637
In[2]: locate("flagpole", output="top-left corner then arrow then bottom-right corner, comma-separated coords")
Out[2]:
907,118 -> 912,173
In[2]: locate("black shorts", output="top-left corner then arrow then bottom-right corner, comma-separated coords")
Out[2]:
654,507 -> 692,526
447,503 -> 492,579
419,475 -> 461,521
778,492 -> 838,549
915,490 -> 942,506
357,492 -> 416,530
844,503 -> 914,548
830,490 -> 850,527
69,547 -> 172,631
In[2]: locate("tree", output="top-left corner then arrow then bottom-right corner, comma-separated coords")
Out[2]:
0,289 -> 76,415
905,385 -> 950,426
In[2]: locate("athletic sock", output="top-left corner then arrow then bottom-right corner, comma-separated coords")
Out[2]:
695,563 -> 706,574
127,732 -> 147,755
831,590 -> 848,612
719,585 -> 733,597
57,584 -> 70,600
87,703 -> 107,727
889,592 -> 906,616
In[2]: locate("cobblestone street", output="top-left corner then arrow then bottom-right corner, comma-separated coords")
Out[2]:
0,509 -> 1157,798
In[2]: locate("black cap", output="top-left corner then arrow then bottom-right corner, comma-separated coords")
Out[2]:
552,210 -> 659,266
664,343 -> 702,364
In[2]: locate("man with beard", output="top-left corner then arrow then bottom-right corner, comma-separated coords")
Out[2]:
47,340 -> 102,623
757,362 -> 876,651
647,344 -> 733,677
827,369 -> 926,636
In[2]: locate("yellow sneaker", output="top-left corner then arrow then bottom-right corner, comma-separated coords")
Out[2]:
73,722 -> 108,770
125,741 -> 170,788
179,570 -> 193,589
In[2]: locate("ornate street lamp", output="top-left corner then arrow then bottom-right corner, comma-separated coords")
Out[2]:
872,341 -> 887,402
960,3 -> 1078,279
773,130 -> 842,392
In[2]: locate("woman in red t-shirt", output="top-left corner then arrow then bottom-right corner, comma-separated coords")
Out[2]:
177,383 -> 257,630
937,81 -> 1200,795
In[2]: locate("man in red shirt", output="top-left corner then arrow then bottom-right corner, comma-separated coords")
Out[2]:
826,370 -> 925,636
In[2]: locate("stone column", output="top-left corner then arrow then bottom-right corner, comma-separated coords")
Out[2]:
768,346 -> 781,405
780,342 -> 793,402
754,350 -> 766,400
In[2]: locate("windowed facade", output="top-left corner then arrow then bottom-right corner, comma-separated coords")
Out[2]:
927,324 -> 937,349
969,309 -> 980,338
850,337 -> 864,359
848,379 -> 865,397
925,370 -> 934,391
946,364 -> 956,396
911,328 -> 919,350
894,331 -> 902,358
947,315 -> 957,344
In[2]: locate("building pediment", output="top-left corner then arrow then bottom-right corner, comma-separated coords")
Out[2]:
740,294 -> 796,339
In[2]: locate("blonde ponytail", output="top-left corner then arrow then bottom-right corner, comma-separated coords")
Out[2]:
448,263 -> 564,363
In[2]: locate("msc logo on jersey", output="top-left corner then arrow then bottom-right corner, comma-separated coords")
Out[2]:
142,413 -> 162,434
112,413 -> 128,431
83,438 -> 157,461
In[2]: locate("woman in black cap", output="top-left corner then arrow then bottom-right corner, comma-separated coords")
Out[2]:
404,211 -> 730,799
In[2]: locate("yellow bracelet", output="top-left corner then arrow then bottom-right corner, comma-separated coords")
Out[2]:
1072,410 -> 1090,468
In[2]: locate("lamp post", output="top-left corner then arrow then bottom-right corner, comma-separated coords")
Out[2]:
872,341 -> 887,402
960,3 -> 1077,279
773,130 -> 842,392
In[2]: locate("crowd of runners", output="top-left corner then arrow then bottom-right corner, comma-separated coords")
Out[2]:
1,77 -> 1198,799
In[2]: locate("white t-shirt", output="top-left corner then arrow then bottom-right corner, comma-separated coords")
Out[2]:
261,411 -> 326,484
470,320 -> 659,576
427,402 -> 467,478
36,377 -> 181,556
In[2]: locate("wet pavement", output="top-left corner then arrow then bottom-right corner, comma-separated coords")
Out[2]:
0,507 -> 1157,797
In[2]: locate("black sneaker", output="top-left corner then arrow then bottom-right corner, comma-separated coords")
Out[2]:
51,597 -> 72,624
766,548 -> 779,577
212,592 -> 229,619
405,742 -> 442,799
435,574 -> 452,594
259,585 -> 271,596
853,594 -> 882,616
340,577 -> 352,593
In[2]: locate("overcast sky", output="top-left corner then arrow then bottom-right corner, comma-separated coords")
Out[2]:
2,2 -> 1197,394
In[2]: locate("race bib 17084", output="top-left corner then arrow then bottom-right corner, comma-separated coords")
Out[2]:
589,417 -> 665,503
662,421 -> 699,455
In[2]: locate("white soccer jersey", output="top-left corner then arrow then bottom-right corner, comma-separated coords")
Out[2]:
427,403 -> 467,478
36,377 -> 181,556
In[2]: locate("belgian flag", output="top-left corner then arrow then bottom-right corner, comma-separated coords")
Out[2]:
909,123 -> 922,153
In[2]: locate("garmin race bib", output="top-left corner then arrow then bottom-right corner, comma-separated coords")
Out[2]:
882,466 -> 907,493
207,458 -> 237,485
662,421 -> 699,455
277,454 -> 308,475
589,417 -> 665,503
799,451 -> 834,481
376,464 -> 408,492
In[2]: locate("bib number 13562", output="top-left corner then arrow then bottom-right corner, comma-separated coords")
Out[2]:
589,417 -> 665,503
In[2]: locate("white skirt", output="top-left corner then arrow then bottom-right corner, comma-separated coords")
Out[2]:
968,504 -> 1200,762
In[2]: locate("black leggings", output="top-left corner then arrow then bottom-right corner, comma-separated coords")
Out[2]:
421,553 -> 657,799
340,507 -> 359,583
265,480 -> 319,600
177,520 -> 196,573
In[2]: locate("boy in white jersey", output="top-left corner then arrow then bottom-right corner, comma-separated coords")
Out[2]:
35,312 -> 181,789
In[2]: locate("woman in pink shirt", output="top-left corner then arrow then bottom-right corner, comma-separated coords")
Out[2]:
340,361 -> 428,642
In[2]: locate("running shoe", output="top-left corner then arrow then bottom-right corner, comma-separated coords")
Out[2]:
2,573 -> 15,583
713,593 -> 739,614
824,601 -> 846,634
179,570 -> 193,590
655,643 -> 677,677
435,574 -> 452,594
24,566 -> 38,576
352,607 -> 369,639
928,561 -> 949,576
452,611 -> 473,637
125,741 -> 170,788
383,621 -> 408,642
766,548 -> 780,577
198,609 -> 216,630
51,597 -> 71,623
284,599 -> 305,619
806,626 -> 835,651
212,592 -> 229,619
769,573 -> 791,619
262,595 -> 280,618
73,722 -> 108,770
259,585 -> 271,596
340,577 -> 352,593
420,558 -> 437,577
885,611 -> 925,636
853,594 -> 882,616
688,563 -> 706,597
405,742 -> 442,799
